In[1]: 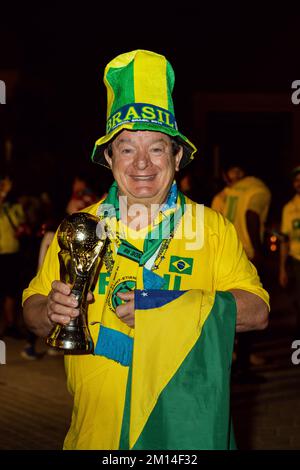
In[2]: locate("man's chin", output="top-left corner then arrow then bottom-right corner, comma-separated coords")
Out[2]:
125,187 -> 162,202
126,184 -> 156,196
131,191 -> 157,200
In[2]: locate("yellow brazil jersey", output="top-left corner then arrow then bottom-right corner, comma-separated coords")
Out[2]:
222,177 -> 271,260
281,194 -> 300,261
22,198 -> 269,450
0,203 -> 25,254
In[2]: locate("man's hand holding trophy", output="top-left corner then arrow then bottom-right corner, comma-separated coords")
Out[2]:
46,212 -> 106,354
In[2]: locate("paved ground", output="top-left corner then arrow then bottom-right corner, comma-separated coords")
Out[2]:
0,285 -> 300,450
0,338 -> 72,450
232,328 -> 300,449
232,284 -> 300,450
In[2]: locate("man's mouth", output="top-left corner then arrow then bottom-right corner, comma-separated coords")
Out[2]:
130,175 -> 156,181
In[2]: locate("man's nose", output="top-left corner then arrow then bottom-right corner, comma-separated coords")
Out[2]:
133,150 -> 151,169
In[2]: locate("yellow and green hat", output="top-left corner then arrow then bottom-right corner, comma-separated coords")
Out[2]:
91,49 -> 197,168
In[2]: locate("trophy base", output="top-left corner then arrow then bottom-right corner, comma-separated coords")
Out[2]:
46,324 -> 94,355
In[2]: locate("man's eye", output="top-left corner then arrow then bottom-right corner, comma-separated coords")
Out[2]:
151,147 -> 164,153
121,148 -> 133,154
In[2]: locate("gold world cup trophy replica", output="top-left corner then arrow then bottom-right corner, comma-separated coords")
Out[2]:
46,212 -> 106,354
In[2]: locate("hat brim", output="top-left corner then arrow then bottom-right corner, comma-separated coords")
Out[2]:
91,122 -> 197,169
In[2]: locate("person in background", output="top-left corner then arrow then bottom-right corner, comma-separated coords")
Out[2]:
211,163 -> 271,381
211,165 -> 245,214
65,174 -> 99,215
279,166 -> 300,335
20,215 -> 59,360
0,174 -> 26,338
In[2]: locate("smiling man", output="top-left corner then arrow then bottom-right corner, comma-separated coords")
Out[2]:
105,131 -> 182,206
23,50 -> 269,450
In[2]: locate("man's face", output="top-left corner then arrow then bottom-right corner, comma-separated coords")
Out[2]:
225,166 -> 245,186
104,130 -> 183,204
293,173 -> 300,194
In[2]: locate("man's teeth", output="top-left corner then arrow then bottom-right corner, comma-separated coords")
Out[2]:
132,176 -> 154,180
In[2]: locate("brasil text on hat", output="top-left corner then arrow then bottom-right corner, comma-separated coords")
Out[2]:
91,49 -> 197,169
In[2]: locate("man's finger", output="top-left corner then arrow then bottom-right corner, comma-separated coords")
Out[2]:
87,291 -> 94,302
116,307 -> 131,318
51,291 -> 78,307
49,302 -> 79,318
116,299 -> 134,316
49,313 -> 72,325
51,280 -> 71,295
117,291 -> 134,301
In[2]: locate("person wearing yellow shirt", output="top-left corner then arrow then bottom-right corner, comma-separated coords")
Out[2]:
212,164 -> 271,381
0,175 -> 25,337
211,165 -> 245,214
213,164 -> 271,265
279,166 -> 300,334
22,50 -> 269,450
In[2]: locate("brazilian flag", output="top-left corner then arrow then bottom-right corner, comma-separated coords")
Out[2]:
169,256 -> 194,275
119,289 -> 237,450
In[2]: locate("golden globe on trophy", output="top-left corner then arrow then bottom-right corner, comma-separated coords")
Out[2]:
46,212 -> 106,354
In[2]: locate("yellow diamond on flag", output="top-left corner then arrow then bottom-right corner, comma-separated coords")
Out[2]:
169,256 -> 194,275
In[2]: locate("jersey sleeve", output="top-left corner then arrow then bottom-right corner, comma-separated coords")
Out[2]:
22,231 -> 60,304
247,188 -> 271,215
214,217 -> 270,308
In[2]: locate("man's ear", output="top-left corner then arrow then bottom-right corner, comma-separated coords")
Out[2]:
175,146 -> 184,172
104,148 -> 113,169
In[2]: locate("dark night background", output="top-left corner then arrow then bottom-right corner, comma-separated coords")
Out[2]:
1,3 -> 300,223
